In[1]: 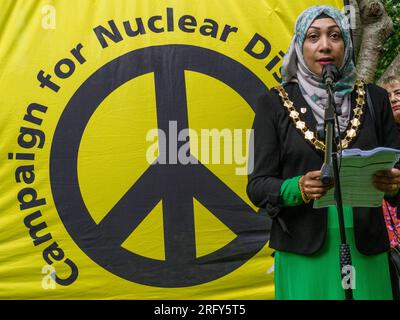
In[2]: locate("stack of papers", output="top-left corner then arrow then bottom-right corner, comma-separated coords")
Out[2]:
314,147 -> 400,208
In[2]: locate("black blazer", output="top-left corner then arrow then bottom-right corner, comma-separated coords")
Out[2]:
247,82 -> 400,255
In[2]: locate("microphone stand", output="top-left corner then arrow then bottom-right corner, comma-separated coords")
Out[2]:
321,81 -> 354,300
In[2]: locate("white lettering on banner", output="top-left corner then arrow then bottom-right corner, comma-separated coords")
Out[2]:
145,121 -> 253,175
41,5 -> 56,30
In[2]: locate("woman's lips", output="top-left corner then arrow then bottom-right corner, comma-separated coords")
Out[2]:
318,60 -> 334,65
392,105 -> 400,112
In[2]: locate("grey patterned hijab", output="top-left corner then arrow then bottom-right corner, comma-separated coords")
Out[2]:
281,5 -> 357,132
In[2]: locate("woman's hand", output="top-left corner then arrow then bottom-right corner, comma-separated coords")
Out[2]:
372,168 -> 400,195
299,170 -> 334,201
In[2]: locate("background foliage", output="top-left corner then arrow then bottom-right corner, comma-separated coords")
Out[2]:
374,0 -> 400,81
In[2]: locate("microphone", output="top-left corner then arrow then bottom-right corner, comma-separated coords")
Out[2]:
322,64 -> 338,86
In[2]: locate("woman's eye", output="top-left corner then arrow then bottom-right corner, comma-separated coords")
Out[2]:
330,32 -> 341,40
307,34 -> 318,41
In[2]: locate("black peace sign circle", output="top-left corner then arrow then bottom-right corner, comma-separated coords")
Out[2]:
50,45 -> 269,287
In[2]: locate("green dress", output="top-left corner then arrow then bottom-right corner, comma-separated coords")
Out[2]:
274,176 -> 393,300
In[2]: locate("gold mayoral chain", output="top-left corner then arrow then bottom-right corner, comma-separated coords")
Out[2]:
274,80 -> 365,152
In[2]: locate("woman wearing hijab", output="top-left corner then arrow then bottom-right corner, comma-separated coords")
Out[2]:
247,5 -> 400,300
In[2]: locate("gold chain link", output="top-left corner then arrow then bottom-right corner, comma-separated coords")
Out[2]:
274,80 -> 366,152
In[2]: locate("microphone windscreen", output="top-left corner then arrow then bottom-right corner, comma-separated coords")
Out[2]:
322,64 -> 338,84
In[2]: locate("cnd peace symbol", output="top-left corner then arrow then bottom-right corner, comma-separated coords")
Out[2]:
50,45 -> 270,287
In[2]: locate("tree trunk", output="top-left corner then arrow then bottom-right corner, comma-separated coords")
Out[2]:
349,0 -> 362,60
355,0 -> 393,82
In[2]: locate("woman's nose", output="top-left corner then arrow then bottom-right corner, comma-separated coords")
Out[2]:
319,36 -> 331,51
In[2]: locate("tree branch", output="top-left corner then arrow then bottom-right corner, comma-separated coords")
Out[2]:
356,0 -> 393,82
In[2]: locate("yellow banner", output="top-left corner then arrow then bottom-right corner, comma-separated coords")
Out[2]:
0,0 -> 345,299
